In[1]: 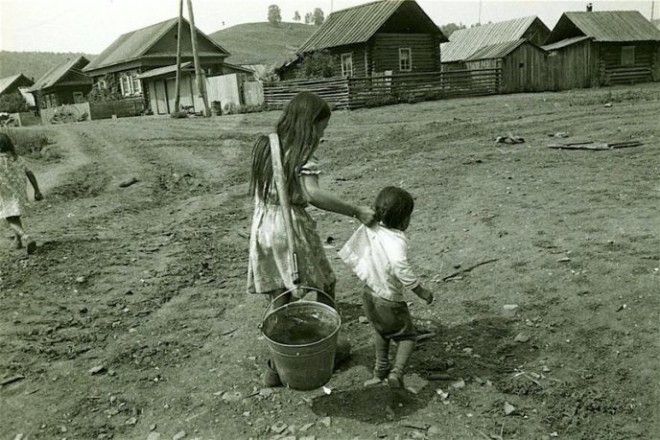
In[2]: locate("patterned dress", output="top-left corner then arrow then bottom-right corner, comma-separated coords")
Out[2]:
247,154 -> 336,295
0,154 -> 28,219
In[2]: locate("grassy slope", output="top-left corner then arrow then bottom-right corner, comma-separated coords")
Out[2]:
210,21 -> 315,65
0,51 -> 95,83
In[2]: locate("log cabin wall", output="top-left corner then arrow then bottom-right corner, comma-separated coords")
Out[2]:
596,42 -> 658,85
369,33 -> 440,73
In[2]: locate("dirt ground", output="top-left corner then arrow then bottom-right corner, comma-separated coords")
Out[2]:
1,84 -> 659,440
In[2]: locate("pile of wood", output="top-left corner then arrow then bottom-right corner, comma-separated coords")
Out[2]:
548,140 -> 643,150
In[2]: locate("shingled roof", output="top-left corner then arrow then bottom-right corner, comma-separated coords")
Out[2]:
546,11 -> 660,44
297,0 -> 445,53
441,16 -> 548,62
29,56 -> 92,92
84,18 -> 229,73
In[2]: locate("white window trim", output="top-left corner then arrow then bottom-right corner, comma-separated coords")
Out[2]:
621,46 -> 635,66
341,52 -> 354,77
399,48 -> 412,72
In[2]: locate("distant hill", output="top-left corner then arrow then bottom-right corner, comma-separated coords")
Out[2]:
0,51 -> 95,82
210,22 -> 316,66
653,18 -> 660,29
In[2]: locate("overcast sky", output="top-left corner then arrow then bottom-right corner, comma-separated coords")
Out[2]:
0,0 -> 656,53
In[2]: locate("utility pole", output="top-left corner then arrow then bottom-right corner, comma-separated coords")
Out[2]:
478,0 -> 483,25
173,0 -> 183,114
187,0 -> 210,116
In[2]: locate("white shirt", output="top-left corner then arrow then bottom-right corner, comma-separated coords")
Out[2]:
339,224 -> 420,302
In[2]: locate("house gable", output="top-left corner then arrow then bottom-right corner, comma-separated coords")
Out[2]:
146,23 -> 229,58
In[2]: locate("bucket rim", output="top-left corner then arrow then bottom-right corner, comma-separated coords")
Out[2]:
261,300 -> 341,349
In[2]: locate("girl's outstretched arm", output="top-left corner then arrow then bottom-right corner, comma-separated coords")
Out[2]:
301,175 -> 374,225
25,169 -> 43,200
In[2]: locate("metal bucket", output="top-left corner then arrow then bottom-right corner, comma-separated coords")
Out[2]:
261,287 -> 341,391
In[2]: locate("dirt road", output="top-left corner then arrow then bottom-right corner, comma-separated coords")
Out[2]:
1,84 -> 659,440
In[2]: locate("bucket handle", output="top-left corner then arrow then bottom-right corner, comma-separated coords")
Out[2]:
260,286 -> 336,328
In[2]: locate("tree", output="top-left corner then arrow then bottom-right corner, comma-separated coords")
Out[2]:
268,4 -> 282,26
312,8 -> 324,25
304,12 -> 313,24
0,92 -> 27,113
293,11 -> 301,21
300,51 -> 335,79
440,22 -> 466,37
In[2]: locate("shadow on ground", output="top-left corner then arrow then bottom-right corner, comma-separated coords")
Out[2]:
311,315 -> 536,424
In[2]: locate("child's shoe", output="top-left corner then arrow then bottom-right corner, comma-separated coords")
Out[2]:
25,236 -> 36,255
364,366 -> 389,387
262,360 -> 282,388
387,370 -> 405,389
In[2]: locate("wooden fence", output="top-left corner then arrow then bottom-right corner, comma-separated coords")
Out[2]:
263,68 -> 501,110
89,97 -> 144,119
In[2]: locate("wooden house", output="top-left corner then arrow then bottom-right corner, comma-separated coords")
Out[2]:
464,39 -> 548,93
138,61 -> 254,114
278,0 -> 447,80
543,11 -> 660,89
0,74 -> 34,98
83,17 -> 231,101
440,16 -> 550,71
0,74 -> 35,111
28,56 -> 93,109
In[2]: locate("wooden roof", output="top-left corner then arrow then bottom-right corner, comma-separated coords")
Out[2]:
465,39 -> 544,61
297,0 -> 445,53
542,36 -> 591,51
84,18 -> 229,73
29,56 -> 92,92
546,11 -> 660,44
441,16 -> 548,62
0,74 -> 33,95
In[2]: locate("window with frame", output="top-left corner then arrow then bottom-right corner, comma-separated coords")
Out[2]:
119,71 -> 142,96
341,53 -> 353,77
399,48 -> 412,72
621,46 -> 635,66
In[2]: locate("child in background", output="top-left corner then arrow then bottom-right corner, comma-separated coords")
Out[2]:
0,133 -> 43,254
339,186 -> 433,388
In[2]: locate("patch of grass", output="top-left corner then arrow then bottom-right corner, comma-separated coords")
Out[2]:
2,127 -> 54,159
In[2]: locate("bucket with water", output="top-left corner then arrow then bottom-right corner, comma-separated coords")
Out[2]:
261,287 -> 341,390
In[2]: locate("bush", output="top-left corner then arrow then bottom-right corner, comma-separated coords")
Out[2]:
0,93 -> 28,113
1,127 -> 53,157
300,51 -> 335,79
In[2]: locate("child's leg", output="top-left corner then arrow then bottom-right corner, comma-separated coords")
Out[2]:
6,216 -> 26,239
374,331 -> 391,378
364,331 -> 390,387
387,339 -> 415,388
6,216 -> 35,252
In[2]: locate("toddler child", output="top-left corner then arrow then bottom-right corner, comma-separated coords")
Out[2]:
0,133 -> 43,254
339,186 -> 433,388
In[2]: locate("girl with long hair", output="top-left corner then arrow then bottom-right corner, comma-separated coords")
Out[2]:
247,92 -> 374,386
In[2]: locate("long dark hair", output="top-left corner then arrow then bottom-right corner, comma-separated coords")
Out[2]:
249,92 -> 331,201
0,133 -> 18,159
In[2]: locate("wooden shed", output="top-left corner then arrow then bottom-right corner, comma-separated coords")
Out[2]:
28,56 -> 93,109
440,16 -> 550,71
464,39 -> 548,93
544,11 -> 660,89
0,74 -> 35,111
278,0 -> 447,80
